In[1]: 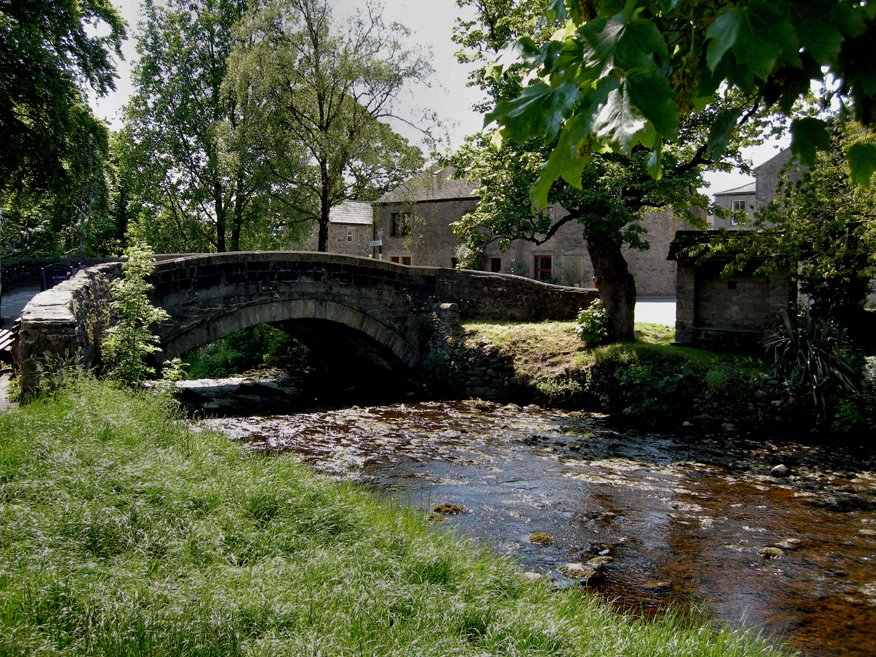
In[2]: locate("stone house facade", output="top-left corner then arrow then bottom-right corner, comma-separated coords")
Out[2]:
372,168 -> 681,296
671,147 -> 803,349
669,231 -> 795,349
711,147 -> 798,230
303,200 -> 374,256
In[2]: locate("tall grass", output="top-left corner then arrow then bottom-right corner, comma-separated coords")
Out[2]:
0,378 -> 788,656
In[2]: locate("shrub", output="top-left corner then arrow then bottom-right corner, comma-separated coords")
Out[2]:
765,307 -> 862,425
183,325 -> 309,379
575,300 -> 609,347
615,360 -> 697,421
102,241 -> 169,386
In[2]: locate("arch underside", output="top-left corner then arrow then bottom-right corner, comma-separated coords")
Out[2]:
157,299 -> 420,371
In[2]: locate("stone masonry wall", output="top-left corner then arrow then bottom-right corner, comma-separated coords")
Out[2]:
376,199 -> 678,296
16,262 -> 121,394
375,198 -> 479,268
433,269 -> 596,321
16,253 -> 596,392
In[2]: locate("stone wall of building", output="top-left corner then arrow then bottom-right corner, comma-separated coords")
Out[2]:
481,210 -> 679,296
325,223 -> 372,257
672,249 -> 794,350
755,148 -> 798,210
374,198 -> 479,268
376,199 -> 679,296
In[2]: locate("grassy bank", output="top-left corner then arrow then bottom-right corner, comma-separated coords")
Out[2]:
0,378 -> 786,656
461,321 -> 770,426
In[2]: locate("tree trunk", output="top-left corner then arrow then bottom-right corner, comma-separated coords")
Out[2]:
317,184 -> 331,252
214,181 -> 226,253
230,178 -> 244,252
586,229 -> 636,342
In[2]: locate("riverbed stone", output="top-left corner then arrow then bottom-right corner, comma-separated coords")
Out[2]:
559,563 -> 602,582
529,531 -> 553,546
770,464 -> 790,478
774,538 -> 802,551
586,555 -> 614,568
642,580 -> 672,593
758,546 -> 785,559
432,502 -> 466,515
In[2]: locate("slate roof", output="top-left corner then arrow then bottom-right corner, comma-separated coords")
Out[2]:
713,181 -> 756,196
375,167 -> 479,204
329,200 -> 373,225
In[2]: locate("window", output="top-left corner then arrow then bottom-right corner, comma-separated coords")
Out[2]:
731,199 -> 747,226
533,255 -> 552,282
390,256 -> 412,266
390,211 -> 412,237
489,257 -> 502,272
346,228 -> 353,242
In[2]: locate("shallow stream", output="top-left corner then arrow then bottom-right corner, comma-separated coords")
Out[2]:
200,398 -> 876,657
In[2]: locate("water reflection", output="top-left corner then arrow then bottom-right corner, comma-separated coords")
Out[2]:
201,399 -> 876,657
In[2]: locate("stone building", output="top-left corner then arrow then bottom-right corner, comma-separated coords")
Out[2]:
372,167 -> 681,296
669,231 -> 795,349
671,147 -> 802,349
371,168 -> 478,268
712,182 -> 756,229
303,200 -> 374,256
711,147 -> 799,230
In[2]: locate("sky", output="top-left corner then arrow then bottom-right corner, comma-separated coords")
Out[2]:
92,0 -> 785,196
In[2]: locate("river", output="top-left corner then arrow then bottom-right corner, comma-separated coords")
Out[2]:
195,395 -> 876,657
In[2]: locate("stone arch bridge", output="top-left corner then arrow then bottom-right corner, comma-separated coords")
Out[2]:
16,252 -> 596,392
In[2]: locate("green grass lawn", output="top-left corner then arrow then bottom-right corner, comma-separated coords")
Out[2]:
0,378 -> 788,656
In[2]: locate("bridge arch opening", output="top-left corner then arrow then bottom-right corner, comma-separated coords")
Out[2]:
159,299 -> 421,402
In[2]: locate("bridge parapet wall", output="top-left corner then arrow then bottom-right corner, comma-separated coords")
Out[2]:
432,269 -> 595,321
16,262 -> 121,393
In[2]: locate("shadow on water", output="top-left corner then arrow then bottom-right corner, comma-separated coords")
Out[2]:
193,395 -> 876,657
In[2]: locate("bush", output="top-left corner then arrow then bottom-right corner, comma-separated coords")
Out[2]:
575,300 -> 609,347
615,360 -> 697,422
765,307 -> 862,425
183,325 -> 309,379
102,241 -> 169,386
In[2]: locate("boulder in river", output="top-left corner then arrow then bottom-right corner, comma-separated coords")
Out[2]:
559,562 -> 603,583
770,464 -> 790,478
758,546 -> 785,559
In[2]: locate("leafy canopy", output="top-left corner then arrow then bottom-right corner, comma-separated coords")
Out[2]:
0,0 -> 125,193
486,0 -> 876,198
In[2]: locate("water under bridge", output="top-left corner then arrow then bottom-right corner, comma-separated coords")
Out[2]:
16,252 -> 597,392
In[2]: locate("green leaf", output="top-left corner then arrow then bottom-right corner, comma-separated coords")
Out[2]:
789,2 -> 848,64
790,118 -> 832,166
705,8 -> 742,71
647,142 -> 663,180
584,70 -> 677,155
706,1 -> 795,80
531,112 -> 594,207
847,142 -> 876,186
486,81 -> 580,142
705,107 -> 743,160
580,14 -> 669,76
547,0 -> 566,22
626,70 -> 678,137
592,76 -> 649,153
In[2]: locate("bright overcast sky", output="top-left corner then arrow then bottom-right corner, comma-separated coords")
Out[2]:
93,0 -> 783,195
